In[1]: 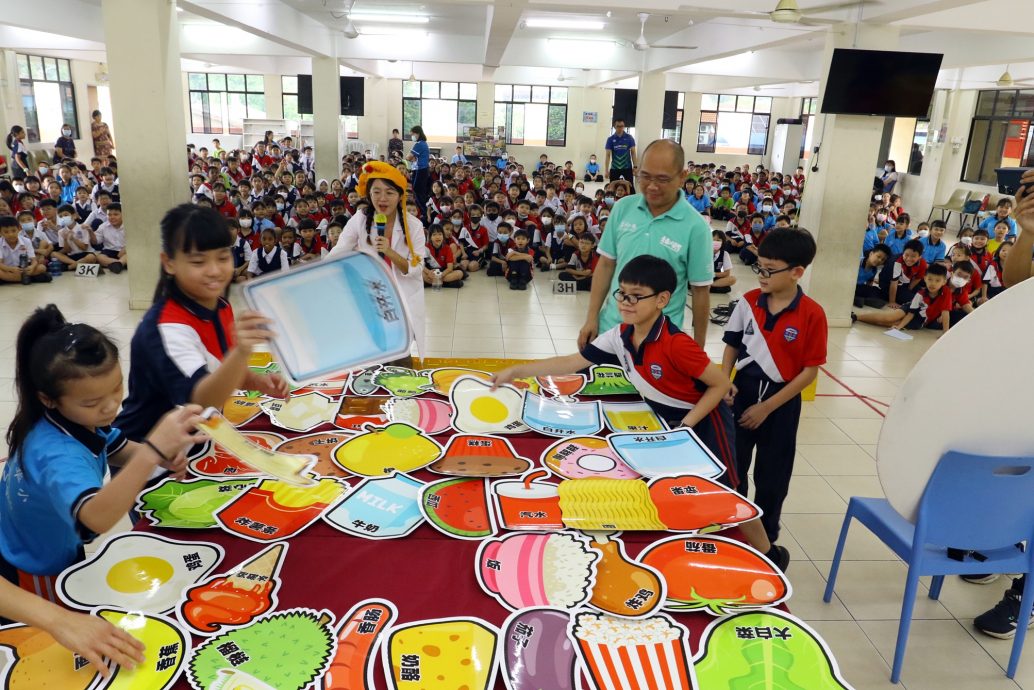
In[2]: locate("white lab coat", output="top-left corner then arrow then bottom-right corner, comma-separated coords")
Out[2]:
331,210 -> 427,358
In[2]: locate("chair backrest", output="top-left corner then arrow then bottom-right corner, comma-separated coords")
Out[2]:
947,189 -> 971,206
915,451 -> 1034,553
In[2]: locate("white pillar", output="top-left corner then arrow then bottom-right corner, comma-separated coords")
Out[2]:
101,0 -> 188,309
312,57 -> 341,184
798,23 -> 900,327
634,71 -> 665,145
0,51 -> 21,147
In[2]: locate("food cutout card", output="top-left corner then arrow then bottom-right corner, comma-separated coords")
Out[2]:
372,367 -> 432,398
248,351 -> 274,369
187,608 -> 336,690
200,410 -> 317,487
580,365 -> 637,396
557,478 -> 667,531
382,617 -> 499,690
535,374 -> 586,400
475,532 -> 599,612
189,430 -> 286,480
491,470 -> 564,531
331,422 -> 443,476
541,436 -> 640,480
215,477 -> 348,543
425,367 -> 491,395
349,367 -> 383,395
335,396 -> 390,430
323,472 -> 425,539
222,391 -> 267,426
137,477 -> 257,529
570,611 -> 697,690
419,476 -> 498,540
601,401 -> 668,433
259,392 -> 338,433
177,543 -> 289,637
449,376 -> 530,435
383,397 -> 453,435
57,534 -> 223,615
500,607 -> 580,690
94,608 -> 191,690
321,599 -> 398,690
648,475 -> 761,532
521,391 -> 603,438
0,621 -> 101,689
693,609 -> 855,690
585,532 -> 666,619
429,434 -> 533,477
291,372 -> 351,398
637,535 -> 791,616
607,428 -> 725,480
274,432 -> 354,479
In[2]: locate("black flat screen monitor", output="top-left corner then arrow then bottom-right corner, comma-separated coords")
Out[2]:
821,49 -> 942,118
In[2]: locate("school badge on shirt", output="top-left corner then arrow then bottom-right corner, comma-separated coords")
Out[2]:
650,364 -> 663,380
784,327 -> 799,342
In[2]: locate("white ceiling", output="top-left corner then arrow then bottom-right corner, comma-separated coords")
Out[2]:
3,0 -> 1034,94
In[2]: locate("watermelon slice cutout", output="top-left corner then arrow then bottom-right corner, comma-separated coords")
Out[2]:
419,477 -> 497,540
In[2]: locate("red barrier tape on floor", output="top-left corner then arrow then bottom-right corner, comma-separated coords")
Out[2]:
817,366 -> 888,418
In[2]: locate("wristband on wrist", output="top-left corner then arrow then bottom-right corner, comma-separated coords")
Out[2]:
143,439 -> 173,465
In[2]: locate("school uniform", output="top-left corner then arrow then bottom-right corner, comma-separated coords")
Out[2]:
281,242 -> 303,266
714,247 -> 733,276
506,246 -> 535,284
60,224 -> 94,260
73,199 -> 93,224
582,314 -> 739,488
888,257 -> 927,304
248,245 -> 289,275
92,180 -> 120,203
948,287 -> 972,326
487,237 -> 512,277
214,199 -> 238,219
116,283 -> 236,442
425,242 -> 454,274
978,215 -> 1017,238
297,236 -> 324,260
459,224 -> 490,265
96,222 -> 125,258
687,194 -> 711,215
969,247 -> 993,275
862,227 -> 881,255
0,236 -> 34,268
904,285 -> 953,330
723,287 -> 828,542
231,234 -> 254,269
919,236 -> 947,264
544,230 -> 574,267
983,260 -> 1006,299
884,230 -> 913,258
557,249 -> 596,291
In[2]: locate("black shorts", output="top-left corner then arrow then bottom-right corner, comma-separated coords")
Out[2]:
666,403 -> 739,490
100,248 -> 121,259
67,251 -> 91,261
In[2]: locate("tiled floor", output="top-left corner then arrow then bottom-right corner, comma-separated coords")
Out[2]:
0,251 -> 1028,689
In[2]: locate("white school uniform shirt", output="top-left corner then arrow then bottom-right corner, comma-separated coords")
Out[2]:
33,220 -> 60,247
330,210 -> 427,358
60,223 -> 93,252
85,208 -> 109,229
92,180 -> 119,201
97,221 -> 126,251
481,215 -> 501,242
0,236 -> 34,267
283,242 -> 303,263
248,246 -> 289,274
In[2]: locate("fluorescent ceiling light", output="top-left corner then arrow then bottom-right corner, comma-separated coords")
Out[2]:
547,37 -> 616,47
349,13 -> 429,24
357,27 -> 429,37
526,18 -> 605,30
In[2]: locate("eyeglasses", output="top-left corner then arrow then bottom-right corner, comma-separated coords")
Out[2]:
750,264 -> 795,279
635,172 -> 678,187
612,289 -> 658,305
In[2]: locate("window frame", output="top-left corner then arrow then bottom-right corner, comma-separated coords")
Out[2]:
493,84 -> 568,147
16,53 -> 79,144
697,93 -> 772,156
401,80 -> 479,143
961,88 -> 1034,185
188,72 -> 266,135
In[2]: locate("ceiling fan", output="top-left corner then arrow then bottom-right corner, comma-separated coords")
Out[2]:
556,68 -> 577,82
632,13 -> 698,51
969,65 -> 1034,88
678,0 -> 879,27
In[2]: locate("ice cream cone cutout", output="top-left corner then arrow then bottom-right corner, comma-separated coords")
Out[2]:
200,408 -> 318,487
178,543 -> 290,637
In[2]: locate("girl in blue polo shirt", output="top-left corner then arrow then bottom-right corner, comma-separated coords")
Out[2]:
0,305 -> 204,592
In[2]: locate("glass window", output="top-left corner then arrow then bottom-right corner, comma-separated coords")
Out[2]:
402,80 -> 477,143
43,58 -> 59,81
718,95 -> 736,112
226,74 -> 246,92
495,84 -> 566,146
280,76 -> 312,122
29,55 -> 44,80
735,96 -> 754,113
402,80 -> 421,98
246,75 -> 264,92
962,89 -> 1034,184
513,85 -> 531,102
975,91 -> 996,117
189,73 -> 208,90
677,92 -> 685,109
460,83 -> 477,100
551,86 -> 568,104
17,52 -> 79,143
207,73 -> 226,91
754,96 -> 772,114
995,90 -> 1017,117
403,98 -> 421,134
494,84 -> 512,101
532,85 -> 549,103
191,72 -> 265,134
546,105 -> 567,146
421,81 -> 439,99
282,75 -> 298,93
343,115 -> 359,140
701,93 -> 719,110
57,60 -> 71,82
1016,90 -> 1034,118
457,101 -> 476,140
439,82 -> 458,100
16,54 -> 29,79
697,93 -> 771,155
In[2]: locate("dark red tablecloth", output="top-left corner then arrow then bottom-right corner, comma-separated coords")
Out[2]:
156,417 -> 758,689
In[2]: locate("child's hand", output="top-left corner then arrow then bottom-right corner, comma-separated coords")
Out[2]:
146,404 -> 206,466
738,401 -> 771,430
234,311 -> 275,351
491,367 -> 519,389
724,383 -> 738,406
255,373 -> 291,399
52,610 -> 145,679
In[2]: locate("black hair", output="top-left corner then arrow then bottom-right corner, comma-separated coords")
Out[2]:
950,261 -> 972,275
428,223 -> 444,237
7,305 -> 119,457
973,228 -> 989,237
297,219 -> 317,231
107,202 -> 121,212
57,204 -> 75,215
38,198 -> 57,209
260,227 -> 277,240
896,213 -> 910,225
496,221 -> 513,233
927,262 -> 949,277
903,239 -> 924,255
618,255 -> 677,295
5,125 -> 24,151
153,204 -> 234,303
0,215 -> 17,229
758,227 -> 817,268
410,125 -> 427,142
513,229 -> 529,240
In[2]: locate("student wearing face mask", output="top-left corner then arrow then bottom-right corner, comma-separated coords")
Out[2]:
584,155 -> 603,182
880,160 -> 899,194
711,230 -> 736,294
53,126 -> 77,163
406,126 -> 431,212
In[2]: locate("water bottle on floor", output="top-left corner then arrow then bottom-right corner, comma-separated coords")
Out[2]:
48,258 -> 63,277
432,269 -> 442,292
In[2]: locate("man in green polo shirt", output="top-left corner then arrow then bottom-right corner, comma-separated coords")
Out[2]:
578,139 -> 713,348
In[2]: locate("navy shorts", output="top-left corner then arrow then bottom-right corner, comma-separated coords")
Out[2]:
667,402 -> 739,489
100,248 -> 121,259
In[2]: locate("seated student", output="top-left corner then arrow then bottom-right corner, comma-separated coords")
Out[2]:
573,196 -> 598,229
978,198 -> 1018,238
920,220 -> 948,264
323,221 -> 343,257
1,216 -> 51,284
278,227 -> 303,266
855,244 -> 892,308
738,213 -> 767,266
987,219 -> 1010,255
53,205 -> 98,272
95,203 -> 126,273
969,228 -> 993,274
981,240 -> 1011,302
538,214 -> 574,271
557,234 -> 597,291
711,229 -> 736,294
505,229 -> 534,290
439,220 -> 468,274
230,219 -> 253,283
72,186 -> 93,225
211,183 -> 237,219
91,167 -> 119,203
948,243 -> 983,297
423,224 -> 464,288
487,221 -> 512,277
687,184 -> 712,216
949,226 -> 975,257
854,262 -> 952,335
248,228 -> 288,277
458,206 -> 489,271
947,261 -> 976,321
296,219 -> 324,263
711,187 -> 735,221
886,239 -> 928,308
884,213 -> 913,258
236,209 -> 260,250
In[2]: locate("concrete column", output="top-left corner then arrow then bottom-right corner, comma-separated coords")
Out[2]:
101,0 -> 188,309
0,51 -> 22,147
312,56 -> 341,183
797,23 -> 899,327
634,71 -> 665,146
264,73 -> 283,119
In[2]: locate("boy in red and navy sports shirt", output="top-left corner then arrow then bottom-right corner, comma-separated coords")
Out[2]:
492,254 -> 790,571
886,239 -> 927,307
723,227 -> 827,544
855,262 -> 953,335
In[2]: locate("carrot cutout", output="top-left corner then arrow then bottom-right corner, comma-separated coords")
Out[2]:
647,475 -> 761,532
321,599 -> 397,690
222,390 -> 267,426
637,535 -> 791,616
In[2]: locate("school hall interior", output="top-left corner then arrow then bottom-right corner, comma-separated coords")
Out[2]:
1,0 -> 1034,688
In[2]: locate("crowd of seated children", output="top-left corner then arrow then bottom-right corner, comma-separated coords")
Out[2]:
423,224 -> 465,288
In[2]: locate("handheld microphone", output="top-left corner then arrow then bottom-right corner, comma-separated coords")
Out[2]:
374,213 -> 387,256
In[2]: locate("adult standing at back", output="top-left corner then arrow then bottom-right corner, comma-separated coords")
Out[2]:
605,118 -> 637,193
90,110 -> 115,159
388,128 -> 404,161
578,139 -> 713,349
407,125 -> 431,215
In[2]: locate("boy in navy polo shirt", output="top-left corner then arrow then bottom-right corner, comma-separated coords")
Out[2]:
723,227 -> 827,544
493,254 -> 790,570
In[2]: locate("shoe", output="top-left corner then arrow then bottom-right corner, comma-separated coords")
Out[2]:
851,312 -> 858,323
766,544 -> 790,573
509,280 -> 519,290
518,279 -> 528,291
30,273 -> 53,284
961,573 -> 1000,585
974,589 -> 1034,639
709,285 -> 732,294
108,262 -> 124,274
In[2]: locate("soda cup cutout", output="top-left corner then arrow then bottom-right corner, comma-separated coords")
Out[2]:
492,469 -> 563,531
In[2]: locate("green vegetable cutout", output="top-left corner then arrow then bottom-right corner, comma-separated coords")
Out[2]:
187,608 -> 336,690
350,367 -> 382,395
372,366 -> 431,398
694,609 -> 855,690
581,365 -> 637,396
137,477 -> 256,529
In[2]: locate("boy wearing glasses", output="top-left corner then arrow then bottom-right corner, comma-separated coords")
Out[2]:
722,227 -> 827,544
493,254 -> 790,571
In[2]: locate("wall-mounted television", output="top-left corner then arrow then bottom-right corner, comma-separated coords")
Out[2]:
821,49 -> 943,118
296,75 -> 365,116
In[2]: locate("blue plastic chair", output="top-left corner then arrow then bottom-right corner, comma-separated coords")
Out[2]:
823,451 -> 1034,683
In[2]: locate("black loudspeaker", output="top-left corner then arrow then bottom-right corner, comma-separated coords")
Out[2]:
296,75 -> 364,116
297,74 -> 313,115
613,88 -> 638,127
662,91 -> 678,129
